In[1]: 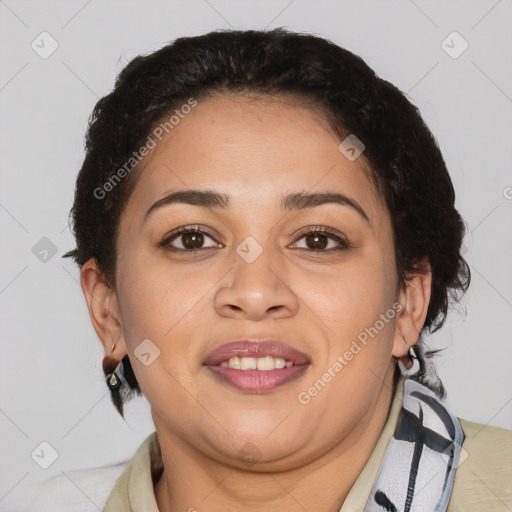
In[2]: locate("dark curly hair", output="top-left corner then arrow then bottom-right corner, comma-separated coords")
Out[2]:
63,28 -> 470,416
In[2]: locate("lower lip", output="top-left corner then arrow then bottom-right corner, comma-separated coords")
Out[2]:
206,364 -> 309,393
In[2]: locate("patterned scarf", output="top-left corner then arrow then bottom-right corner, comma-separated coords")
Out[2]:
363,376 -> 465,511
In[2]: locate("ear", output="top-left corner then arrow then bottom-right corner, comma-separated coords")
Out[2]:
392,258 -> 432,365
80,258 -> 127,363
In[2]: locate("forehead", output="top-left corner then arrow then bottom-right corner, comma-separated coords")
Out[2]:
124,92 -> 386,222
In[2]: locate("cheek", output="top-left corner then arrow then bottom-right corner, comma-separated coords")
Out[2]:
116,249 -> 211,337
115,252 -> 222,389
114,275 -> 195,414
303,250 -> 399,402
295,259 -> 398,424
301,249 -> 397,339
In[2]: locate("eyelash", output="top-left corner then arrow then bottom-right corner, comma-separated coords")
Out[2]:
158,224 -> 351,254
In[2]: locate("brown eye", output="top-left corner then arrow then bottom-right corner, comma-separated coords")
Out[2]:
160,226 -> 221,252
180,231 -> 204,249
304,232 -> 329,250
291,227 -> 350,252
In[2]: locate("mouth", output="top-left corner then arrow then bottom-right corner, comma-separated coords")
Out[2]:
203,339 -> 310,393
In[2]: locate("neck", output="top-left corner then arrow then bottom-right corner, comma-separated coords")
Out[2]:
154,373 -> 397,512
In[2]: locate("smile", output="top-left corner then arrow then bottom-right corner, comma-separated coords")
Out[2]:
218,355 -> 294,370
204,340 -> 310,392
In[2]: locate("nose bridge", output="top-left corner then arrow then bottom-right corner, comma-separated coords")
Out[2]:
213,234 -> 299,320
233,234 -> 281,295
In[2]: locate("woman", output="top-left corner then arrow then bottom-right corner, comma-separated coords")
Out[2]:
54,28 -> 510,511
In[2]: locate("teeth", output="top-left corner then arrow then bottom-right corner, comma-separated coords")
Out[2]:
274,358 -> 286,369
257,356 -> 274,371
228,356 -> 241,369
221,356 -> 294,370
240,357 -> 257,370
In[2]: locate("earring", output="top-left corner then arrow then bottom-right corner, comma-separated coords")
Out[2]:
107,371 -> 121,391
397,344 -> 420,377
106,360 -> 123,391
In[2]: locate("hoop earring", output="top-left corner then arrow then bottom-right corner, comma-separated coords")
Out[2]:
397,345 -> 420,377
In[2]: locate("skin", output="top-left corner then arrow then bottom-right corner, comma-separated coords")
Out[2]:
81,92 -> 431,512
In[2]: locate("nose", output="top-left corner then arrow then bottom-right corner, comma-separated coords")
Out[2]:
214,246 -> 299,321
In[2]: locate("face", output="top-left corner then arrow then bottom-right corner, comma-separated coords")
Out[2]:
110,93 -> 404,469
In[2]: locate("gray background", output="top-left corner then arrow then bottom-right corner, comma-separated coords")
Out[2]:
1,0 -> 511,509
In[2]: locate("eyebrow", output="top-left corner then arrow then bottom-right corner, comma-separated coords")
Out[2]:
143,189 -> 369,223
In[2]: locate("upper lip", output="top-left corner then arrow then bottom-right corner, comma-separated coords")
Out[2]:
203,339 -> 310,366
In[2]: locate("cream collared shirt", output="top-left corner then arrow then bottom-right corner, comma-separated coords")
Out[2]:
103,383 -> 512,511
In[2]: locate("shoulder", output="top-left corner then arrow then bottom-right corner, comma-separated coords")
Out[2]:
448,417 -> 512,511
18,462 -> 128,512
103,431 -> 161,511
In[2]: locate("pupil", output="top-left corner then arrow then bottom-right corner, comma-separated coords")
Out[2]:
183,232 -> 203,249
307,233 -> 327,250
